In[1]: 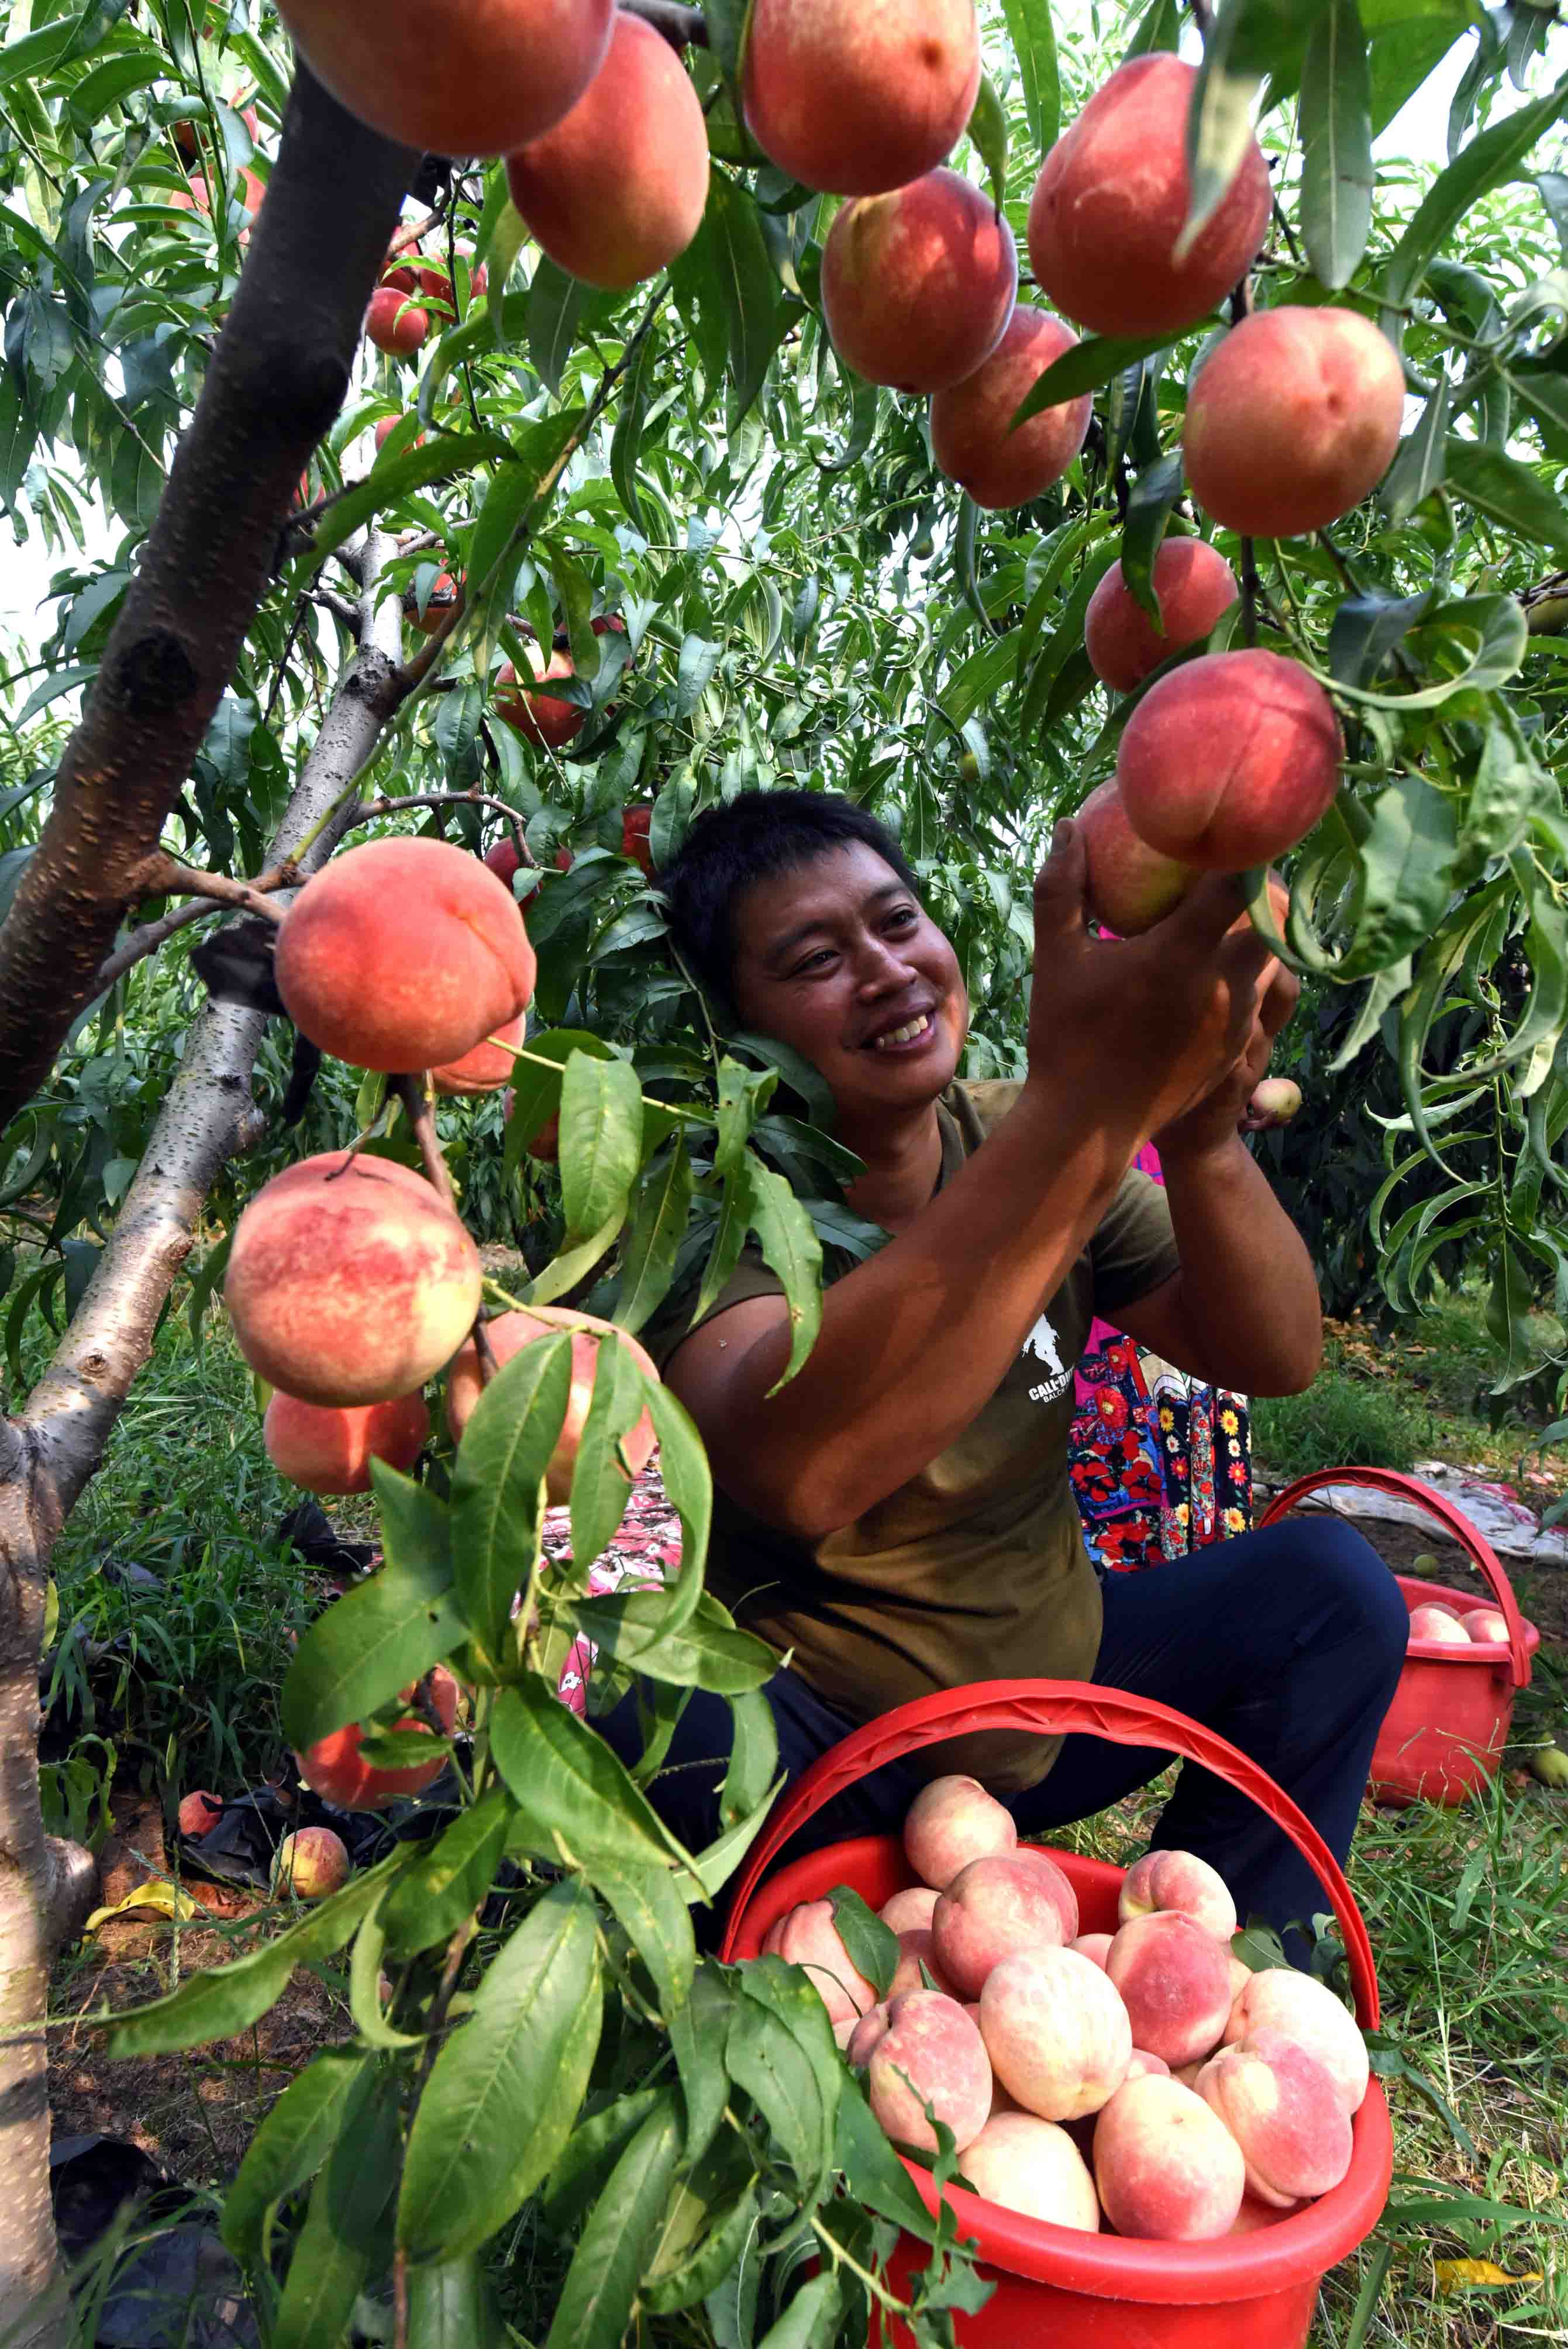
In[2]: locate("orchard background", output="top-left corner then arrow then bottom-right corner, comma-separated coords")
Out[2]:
2,0 -> 1568,2343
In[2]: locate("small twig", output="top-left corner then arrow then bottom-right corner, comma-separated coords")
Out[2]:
473,1317 -> 500,1386
393,2249 -> 408,2349
350,790 -> 535,867
262,597 -> 311,736
310,587 -> 360,627
621,0 -> 709,45
122,853 -> 290,927
392,1073 -> 459,1212
1239,540 -> 1262,647
1270,196 -> 1305,272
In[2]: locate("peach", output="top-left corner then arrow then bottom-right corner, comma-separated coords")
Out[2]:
177,1790 -> 223,1838
1105,1911 -> 1233,2067
1009,1845 -> 1080,1942
1230,2192 -> 1300,2234
1084,540 -> 1240,694
404,570 -> 463,636
446,1308 -> 657,1498
226,1155 -> 481,1407
880,1886 -> 940,1934
484,838 -> 524,892
1116,649 -> 1342,872
845,2001 -> 892,2065
1247,1077 -> 1301,1126
1078,780 -> 1194,936
821,168 -> 1016,394
375,414 -> 422,454
1229,1954 -> 1255,2002
861,1989 -> 993,2154
296,1669 -> 459,1813
495,647 -> 588,750
1125,2048 -> 1171,2084
1119,1849 -> 1237,1942
833,2014 -> 867,2053
275,837 -> 535,1073
933,1855 -> 1071,1999
959,2113 -> 1100,2230
978,1946 -> 1133,2121
366,287 -> 429,357
903,1775 -> 1016,1889
890,1928 -> 958,2000
1408,1604 -> 1471,1647
1070,1932 -> 1113,1971
432,1011 -> 525,1097
1094,2076 -> 1245,2240
1195,2027 -> 1354,2206
275,0 -> 614,157
930,305 -> 1093,511
1027,56 -> 1270,339
1463,1607 -> 1511,1644
505,15 -> 708,291
264,1390 -> 430,1495
769,1899 -> 878,2025
1183,308 -> 1406,539
741,0 -> 980,197
273,1826 -> 350,1900
1223,1972 -> 1369,2114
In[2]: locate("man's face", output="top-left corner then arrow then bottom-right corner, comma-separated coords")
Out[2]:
727,843 -> 969,1132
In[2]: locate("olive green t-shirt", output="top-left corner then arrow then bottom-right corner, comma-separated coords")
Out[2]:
648,1080 -> 1182,1792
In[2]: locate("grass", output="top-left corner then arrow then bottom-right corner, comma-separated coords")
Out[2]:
26,1273 -> 1568,2347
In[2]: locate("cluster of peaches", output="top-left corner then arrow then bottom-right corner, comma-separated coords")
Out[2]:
765,1774 -> 1367,2243
1405,1599 -> 1511,1651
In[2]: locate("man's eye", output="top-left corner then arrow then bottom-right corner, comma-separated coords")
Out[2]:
887,906 -> 917,929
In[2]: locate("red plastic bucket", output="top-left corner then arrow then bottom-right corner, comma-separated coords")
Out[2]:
722,1680 -> 1393,2349
1259,1468 -> 1539,1806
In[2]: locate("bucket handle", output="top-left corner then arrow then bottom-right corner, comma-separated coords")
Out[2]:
720,1678 -> 1379,2029
1259,1467 -> 1529,1690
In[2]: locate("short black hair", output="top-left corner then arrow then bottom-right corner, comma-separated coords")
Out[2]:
661,788 -> 921,1006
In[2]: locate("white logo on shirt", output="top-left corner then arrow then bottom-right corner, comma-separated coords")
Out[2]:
1022,1313 -> 1071,1404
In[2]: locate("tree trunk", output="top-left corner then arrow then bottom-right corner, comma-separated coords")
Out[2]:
0,547 -> 404,2348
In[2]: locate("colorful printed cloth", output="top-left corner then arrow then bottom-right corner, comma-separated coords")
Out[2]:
552,1469 -> 680,1713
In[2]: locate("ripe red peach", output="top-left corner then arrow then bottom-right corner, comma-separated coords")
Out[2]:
1463,1607 -> 1510,1644
960,2112 -> 1100,2230
741,0 -> 980,197
1222,1971 -> 1369,2113
495,648 -> 588,750
1183,308 -> 1407,539
1408,1604 -> 1471,1647
767,1897 -> 878,2025
888,1927 -> 958,2000
274,836 -> 535,1074
177,1790 -> 223,1838
1230,2192 -> 1301,2234
264,1390 -> 430,1495
979,1946 -> 1133,2121
273,1825 -> 350,1900
1084,540 -> 1240,694
274,0 -> 614,157
446,1309 -> 657,1501
1125,2048 -> 1171,2084
1094,2075 -> 1246,2240
1070,1931 -> 1114,1971
933,1854 -> 1071,1999
1247,1077 -> 1302,1127
1009,1845 -> 1080,1942
1119,1849 -> 1238,1942
431,1012 -> 525,1097
904,1775 -> 1016,1890
1079,780 -> 1194,937
821,168 -> 1016,394
505,14 -> 708,290
1105,1911 -> 1233,2068
404,570 -> 463,636
880,1886 -> 940,1934
1195,2027 -> 1355,2206
1028,56 -> 1270,339
1116,649 -> 1342,872
295,1670 -> 460,1813
226,1155 -> 481,1407
366,287 -> 429,357
860,1989 -> 993,2153
929,305 -> 1093,511
484,838 -> 523,892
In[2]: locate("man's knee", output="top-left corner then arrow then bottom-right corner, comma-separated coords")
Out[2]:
1287,1517 -> 1409,1687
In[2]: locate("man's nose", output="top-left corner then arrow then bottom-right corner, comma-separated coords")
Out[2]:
853,933 -> 914,992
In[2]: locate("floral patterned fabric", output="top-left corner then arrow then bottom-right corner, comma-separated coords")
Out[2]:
1067,1143 -> 1253,1573
552,1468 -> 681,1713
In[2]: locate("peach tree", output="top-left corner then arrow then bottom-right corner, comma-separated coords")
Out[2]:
2,0 -> 1568,2342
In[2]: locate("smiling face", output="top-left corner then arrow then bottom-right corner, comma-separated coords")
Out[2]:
727,842 -> 969,1141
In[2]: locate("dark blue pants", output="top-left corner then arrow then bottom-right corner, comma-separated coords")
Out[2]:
599,1517 -> 1408,1948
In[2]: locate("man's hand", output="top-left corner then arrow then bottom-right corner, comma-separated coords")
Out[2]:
1153,956 -> 1301,1163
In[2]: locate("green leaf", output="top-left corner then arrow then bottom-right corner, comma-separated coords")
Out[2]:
1351,775 -> 1459,965
701,167 -> 785,423
491,1676 -> 697,1873
644,1378 -> 712,1599
726,1969 -> 836,2204
833,2086 -> 939,2237
398,1879 -> 602,2264
1379,377 -> 1452,523
220,2049 -> 367,2267
380,1786 -> 516,1955
527,1213 -> 626,1308
745,1155 -> 823,1389
1325,592 -> 1526,712
755,2274 -> 843,2349
543,2095 -> 684,2349
570,1331 -> 654,1570
611,323 -> 660,532
825,1885 -> 901,1999
616,1138 -> 694,1334
293,432 -> 515,573
1001,0 -> 1060,147
643,2157 -> 762,2316
1300,0 -> 1374,290
965,73 -> 1009,212
1381,69 -> 1568,317
449,1331 -> 570,1663
1011,328 -> 1176,428
594,1855 -> 697,2013
1125,0 -> 1181,56
407,2254 -> 509,2349
693,1166 -> 750,1324
503,1027 -> 614,1167
1441,439 -> 1568,563
464,409 -> 585,604
544,2088 -> 669,2229
560,1050 -> 644,1243
272,2065 -> 402,2349
1119,453 -> 1185,624
573,1587 -> 777,1691
528,256 -> 598,397
280,1488 -> 465,1752
1182,1 -> 1322,256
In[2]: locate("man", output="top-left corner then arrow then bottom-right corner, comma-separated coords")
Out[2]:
604,790 -> 1406,1941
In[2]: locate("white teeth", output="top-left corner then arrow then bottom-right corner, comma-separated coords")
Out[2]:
872,1014 -> 931,1050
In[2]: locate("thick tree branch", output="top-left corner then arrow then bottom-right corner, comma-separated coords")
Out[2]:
0,67 -> 416,1132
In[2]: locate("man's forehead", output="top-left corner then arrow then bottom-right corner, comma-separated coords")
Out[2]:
736,843 -> 907,943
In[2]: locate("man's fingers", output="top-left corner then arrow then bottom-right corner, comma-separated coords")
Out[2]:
1032,818 -> 1090,945
1259,962 -> 1301,1040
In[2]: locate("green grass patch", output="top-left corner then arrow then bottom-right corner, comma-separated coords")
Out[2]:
1253,1363 -> 1434,1479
